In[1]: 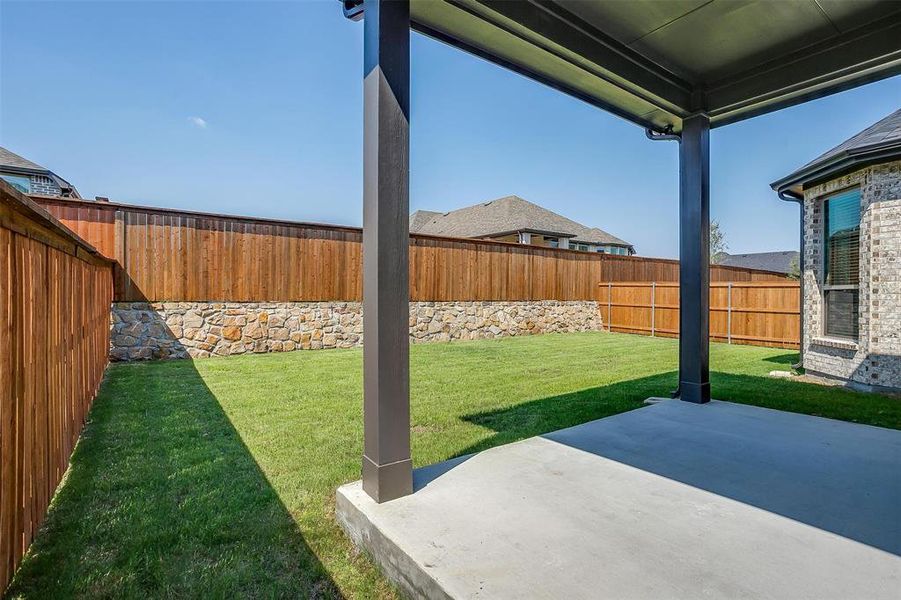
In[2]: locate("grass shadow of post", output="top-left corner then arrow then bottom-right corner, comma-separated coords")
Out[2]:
456,372 -> 677,457
6,358 -> 343,598
456,369 -> 901,458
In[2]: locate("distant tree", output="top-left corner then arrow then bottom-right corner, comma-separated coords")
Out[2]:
709,220 -> 728,263
787,255 -> 801,280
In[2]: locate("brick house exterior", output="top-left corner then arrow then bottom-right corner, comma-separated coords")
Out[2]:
772,110 -> 901,391
0,146 -> 80,198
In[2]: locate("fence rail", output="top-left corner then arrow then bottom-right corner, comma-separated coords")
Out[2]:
598,281 -> 800,349
34,196 -> 788,302
0,182 -> 114,591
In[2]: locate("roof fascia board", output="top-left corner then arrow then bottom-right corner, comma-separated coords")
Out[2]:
0,165 -> 47,177
706,14 -> 901,127
770,142 -> 901,193
470,0 -> 693,112
409,0 -> 689,132
411,21 -> 666,132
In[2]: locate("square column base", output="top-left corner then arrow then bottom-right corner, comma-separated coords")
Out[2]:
363,455 -> 413,503
678,380 -> 710,404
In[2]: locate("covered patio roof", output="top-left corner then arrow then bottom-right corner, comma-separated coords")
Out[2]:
346,0 -> 901,132
344,0 -> 901,503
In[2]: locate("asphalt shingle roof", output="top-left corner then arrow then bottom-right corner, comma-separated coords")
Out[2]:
0,146 -> 81,198
798,109 -> 901,171
772,109 -> 901,193
410,196 -> 633,248
716,251 -> 798,274
410,210 -> 441,232
0,146 -> 48,172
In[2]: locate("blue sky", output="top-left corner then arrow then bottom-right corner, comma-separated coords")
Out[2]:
2,1 -> 899,258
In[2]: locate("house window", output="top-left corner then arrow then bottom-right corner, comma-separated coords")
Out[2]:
572,243 -> 588,252
823,187 -> 860,339
1,174 -> 30,194
546,237 -> 559,249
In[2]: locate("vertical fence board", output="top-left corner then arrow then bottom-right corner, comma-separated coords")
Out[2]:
598,281 -> 800,349
30,196 -> 799,346
35,197 -> 788,303
1,185 -> 113,593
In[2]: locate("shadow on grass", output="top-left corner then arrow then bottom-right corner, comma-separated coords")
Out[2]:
455,370 -> 900,556
761,352 -> 800,366
457,372 -> 670,456
458,367 -> 901,460
6,359 -> 342,599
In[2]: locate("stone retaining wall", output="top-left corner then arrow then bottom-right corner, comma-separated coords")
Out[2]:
109,300 -> 604,361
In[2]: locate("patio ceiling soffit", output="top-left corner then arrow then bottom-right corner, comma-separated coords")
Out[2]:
344,0 -> 901,134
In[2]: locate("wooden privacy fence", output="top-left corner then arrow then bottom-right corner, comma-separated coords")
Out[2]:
599,281 -> 801,349
34,196 -> 787,302
0,182 -> 114,591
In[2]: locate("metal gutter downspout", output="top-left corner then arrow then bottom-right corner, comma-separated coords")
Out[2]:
778,188 -> 805,371
646,126 -> 682,397
645,126 -> 681,143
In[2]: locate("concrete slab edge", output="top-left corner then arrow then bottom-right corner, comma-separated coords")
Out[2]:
336,483 -> 454,600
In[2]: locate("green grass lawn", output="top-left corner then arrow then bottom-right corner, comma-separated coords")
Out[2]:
6,332 -> 899,598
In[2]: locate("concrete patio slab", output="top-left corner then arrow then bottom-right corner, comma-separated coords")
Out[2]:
337,400 -> 901,599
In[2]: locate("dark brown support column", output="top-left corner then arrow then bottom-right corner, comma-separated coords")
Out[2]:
678,113 -> 711,404
361,0 -> 412,503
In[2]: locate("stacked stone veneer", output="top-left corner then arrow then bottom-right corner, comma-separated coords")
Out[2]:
801,160 -> 901,390
109,300 -> 604,361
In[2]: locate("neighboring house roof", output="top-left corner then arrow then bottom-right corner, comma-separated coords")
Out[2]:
0,146 -> 81,198
410,195 -> 633,250
0,147 -> 47,171
771,109 -> 901,196
410,209 -> 441,232
715,251 -> 798,274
